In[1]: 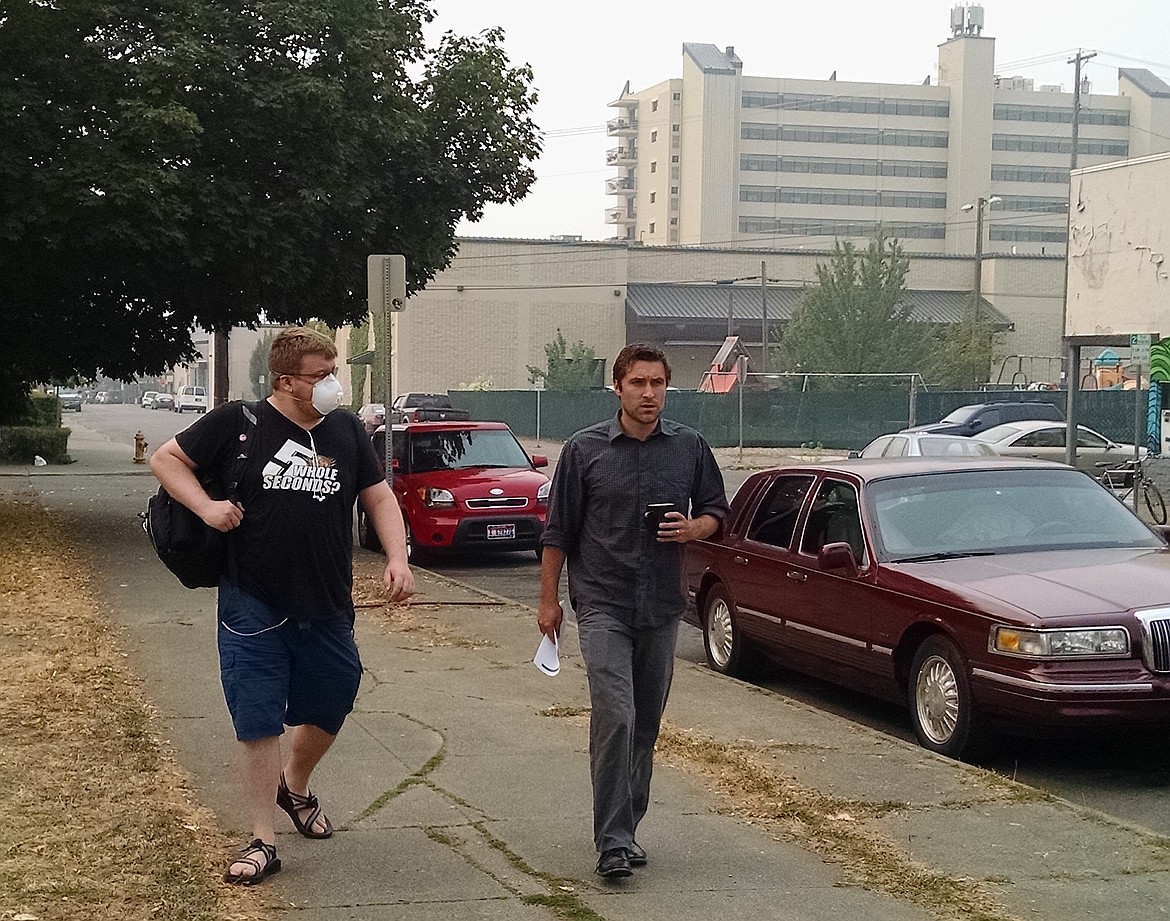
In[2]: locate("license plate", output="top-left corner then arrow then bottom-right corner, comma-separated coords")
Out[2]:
486,523 -> 516,540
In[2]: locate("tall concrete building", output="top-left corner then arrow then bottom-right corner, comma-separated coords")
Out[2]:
605,5 -> 1170,256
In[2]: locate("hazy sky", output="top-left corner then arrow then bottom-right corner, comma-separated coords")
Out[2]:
423,1 -> 1170,242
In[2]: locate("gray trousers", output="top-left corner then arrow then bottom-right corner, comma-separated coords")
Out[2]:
575,608 -> 679,854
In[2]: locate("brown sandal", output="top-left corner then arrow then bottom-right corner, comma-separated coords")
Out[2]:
223,838 -> 281,886
277,771 -> 334,839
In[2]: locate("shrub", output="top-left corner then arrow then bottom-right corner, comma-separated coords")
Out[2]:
29,395 -> 60,426
0,426 -> 72,464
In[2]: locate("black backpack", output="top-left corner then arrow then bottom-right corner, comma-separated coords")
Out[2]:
141,401 -> 259,589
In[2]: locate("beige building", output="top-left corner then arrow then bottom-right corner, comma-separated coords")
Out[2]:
390,237 -> 1062,394
606,6 -> 1170,256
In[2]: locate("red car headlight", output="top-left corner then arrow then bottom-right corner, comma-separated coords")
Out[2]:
417,487 -> 456,509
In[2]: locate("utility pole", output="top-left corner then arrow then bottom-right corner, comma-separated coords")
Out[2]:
760,260 -> 768,373
1063,49 -> 1096,465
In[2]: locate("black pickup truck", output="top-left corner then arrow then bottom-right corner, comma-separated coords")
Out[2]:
389,392 -> 471,424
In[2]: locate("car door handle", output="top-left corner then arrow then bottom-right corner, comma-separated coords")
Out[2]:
785,570 -> 807,582
733,555 -> 749,565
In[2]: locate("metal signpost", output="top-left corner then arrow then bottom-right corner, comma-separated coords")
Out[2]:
368,254 -> 407,487
1131,333 -> 1151,471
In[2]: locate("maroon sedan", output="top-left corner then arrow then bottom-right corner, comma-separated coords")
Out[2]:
684,457 -> 1170,760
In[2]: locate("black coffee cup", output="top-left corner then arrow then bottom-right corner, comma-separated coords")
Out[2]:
644,503 -> 677,535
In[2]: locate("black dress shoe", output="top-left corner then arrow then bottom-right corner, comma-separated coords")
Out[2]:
596,848 -> 632,878
627,841 -> 647,866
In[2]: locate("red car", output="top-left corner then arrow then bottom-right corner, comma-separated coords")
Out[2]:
357,421 -> 549,560
684,457 -> 1170,760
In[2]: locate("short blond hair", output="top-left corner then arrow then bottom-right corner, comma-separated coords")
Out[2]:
268,327 -> 338,383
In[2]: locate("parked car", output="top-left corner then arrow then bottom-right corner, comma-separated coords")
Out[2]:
683,457 -> 1170,760
358,421 -> 550,560
974,420 -> 1146,475
174,386 -> 208,413
57,390 -> 82,412
152,392 -> 175,411
141,391 -> 159,409
853,432 -> 997,459
357,402 -> 385,435
902,400 -> 1063,437
388,392 -> 471,424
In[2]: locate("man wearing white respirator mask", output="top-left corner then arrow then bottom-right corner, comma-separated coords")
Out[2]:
151,326 -> 413,884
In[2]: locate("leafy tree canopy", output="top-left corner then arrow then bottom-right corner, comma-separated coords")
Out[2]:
0,0 -> 540,415
927,294 -> 1001,389
779,233 -> 929,377
527,331 -> 602,392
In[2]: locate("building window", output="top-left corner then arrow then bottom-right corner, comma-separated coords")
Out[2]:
650,160 -> 657,173
991,195 -> 1068,213
649,222 -> 656,234
671,155 -> 679,163
989,225 -> 1068,243
739,216 -> 946,240
649,192 -> 656,203
991,165 -> 1068,184
672,92 -> 681,100
994,103 -> 1128,126
992,134 -> 1129,157
742,123 -> 948,148
740,154 -> 948,179
651,99 -> 659,112
651,130 -> 658,142
742,92 -> 949,118
670,217 -> 678,225
672,124 -> 680,132
671,186 -> 679,194
739,186 -> 945,209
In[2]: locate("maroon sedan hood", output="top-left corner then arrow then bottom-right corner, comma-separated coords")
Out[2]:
893,548 -> 1170,620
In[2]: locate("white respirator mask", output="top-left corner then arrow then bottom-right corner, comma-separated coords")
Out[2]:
311,374 -> 344,416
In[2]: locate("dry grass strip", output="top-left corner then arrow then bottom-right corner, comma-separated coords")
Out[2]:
0,497 -> 268,921
656,724 -> 1023,921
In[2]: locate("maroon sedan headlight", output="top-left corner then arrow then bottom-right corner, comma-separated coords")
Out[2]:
991,625 -> 1130,659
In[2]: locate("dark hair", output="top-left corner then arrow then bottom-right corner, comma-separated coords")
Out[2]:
613,343 -> 671,386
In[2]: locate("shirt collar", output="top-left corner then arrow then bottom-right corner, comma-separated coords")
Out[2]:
606,411 -> 679,442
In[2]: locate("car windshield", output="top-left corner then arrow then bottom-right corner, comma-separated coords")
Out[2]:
938,405 -> 981,424
974,423 -> 1022,444
409,430 -> 531,472
868,467 -> 1162,559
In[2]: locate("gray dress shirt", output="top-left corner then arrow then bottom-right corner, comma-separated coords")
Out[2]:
542,414 -> 731,630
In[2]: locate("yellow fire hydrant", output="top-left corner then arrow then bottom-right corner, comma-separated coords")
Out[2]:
133,431 -> 148,464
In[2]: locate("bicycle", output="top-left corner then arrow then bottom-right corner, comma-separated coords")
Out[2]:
1097,456 -> 1168,525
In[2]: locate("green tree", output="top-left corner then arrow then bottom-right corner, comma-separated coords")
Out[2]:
0,1 -> 540,420
779,234 -> 928,378
248,332 -> 277,400
527,332 -> 602,391
927,295 -> 1001,389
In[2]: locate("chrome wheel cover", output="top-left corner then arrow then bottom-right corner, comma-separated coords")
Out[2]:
706,597 -> 734,669
914,654 -> 959,744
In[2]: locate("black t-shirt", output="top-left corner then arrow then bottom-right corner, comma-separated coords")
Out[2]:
176,400 -> 383,623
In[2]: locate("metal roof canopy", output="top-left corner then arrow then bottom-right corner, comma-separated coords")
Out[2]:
625,283 -> 1013,330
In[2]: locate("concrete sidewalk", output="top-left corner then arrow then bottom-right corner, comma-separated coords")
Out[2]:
8,418 -> 1170,920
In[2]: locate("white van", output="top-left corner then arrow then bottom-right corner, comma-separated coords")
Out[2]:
175,386 -> 208,414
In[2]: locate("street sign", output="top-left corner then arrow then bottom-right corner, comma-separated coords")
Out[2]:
368,254 -> 407,314
1130,333 -> 1151,365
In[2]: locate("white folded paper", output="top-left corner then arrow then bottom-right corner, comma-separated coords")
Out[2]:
533,631 -> 560,676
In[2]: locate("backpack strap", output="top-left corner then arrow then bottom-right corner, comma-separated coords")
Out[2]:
225,400 -> 260,584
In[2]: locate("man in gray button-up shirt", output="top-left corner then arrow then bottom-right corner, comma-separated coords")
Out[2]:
538,344 -> 730,879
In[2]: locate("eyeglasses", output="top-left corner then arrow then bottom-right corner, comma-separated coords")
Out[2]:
279,368 -> 337,384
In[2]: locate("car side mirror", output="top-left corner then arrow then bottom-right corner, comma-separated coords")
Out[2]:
531,454 -> 548,468
847,450 -> 861,459
1152,524 -> 1170,545
818,542 -> 859,577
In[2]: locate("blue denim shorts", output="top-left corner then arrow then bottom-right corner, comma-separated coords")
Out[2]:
216,582 -> 362,741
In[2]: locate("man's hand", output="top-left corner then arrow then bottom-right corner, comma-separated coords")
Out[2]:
656,511 -> 718,543
537,597 -> 563,640
201,499 -> 244,533
383,558 -> 414,603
